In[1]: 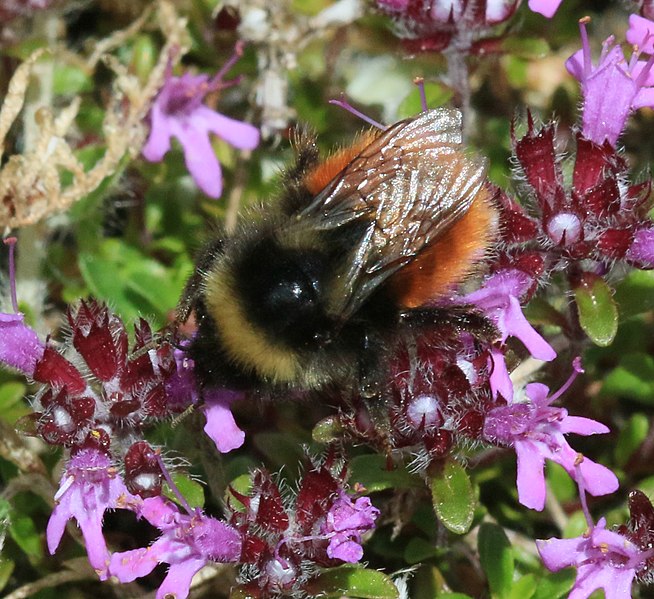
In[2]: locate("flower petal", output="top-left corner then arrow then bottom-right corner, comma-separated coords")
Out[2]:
536,536 -> 585,570
0,313 -> 44,375
527,0 -> 563,18
156,558 -> 206,599
515,441 -> 547,510
202,389 -> 245,453
558,415 -> 609,436
173,124 -> 224,198
194,106 -> 260,151
142,105 -> 173,162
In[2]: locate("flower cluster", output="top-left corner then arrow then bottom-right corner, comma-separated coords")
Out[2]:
227,457 -> 379,597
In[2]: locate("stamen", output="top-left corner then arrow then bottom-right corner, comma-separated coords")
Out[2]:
3,237 -> 19,313
413,76 -> 429,112
635,49 -> 654,89
211,40 -> 246,87
154,450 -> 193,515
579,17 -> 592,76
548,358 -> 583,403
574,460 -> 595,530
329,95 -> 386,130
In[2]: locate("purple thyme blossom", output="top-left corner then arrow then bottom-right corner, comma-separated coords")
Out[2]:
321,492 -> 380,563
142,43 -> 260,199
47,448 -> 141,579
627,228 -> 654,265
1,238 -> 44,375
110,496 -> 242,599
202,388 -> 246,453
627,14 -> 654,54
483,363 -> 618,511
566,18 -> 654,147
462,268 -> 556,401
537,517 -> 650,599
527,0 -> 563,18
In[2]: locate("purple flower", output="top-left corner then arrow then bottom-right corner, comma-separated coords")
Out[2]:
627,14 -> 654,54
203,389 -> 246,453
0,312 -> 44,375
463,269 -> 556,361
462,269 -> 556,401
527,0 -> 563,18
321,492 -> 379,563
143,44 -> 260,199
47,448 -> 140,579
483,369 -> 618,511
566,18 -> 654,146
537,518 -> 647,599
626,227 -> 654,266
1,237 -> 44,375
110,496 -> 242,599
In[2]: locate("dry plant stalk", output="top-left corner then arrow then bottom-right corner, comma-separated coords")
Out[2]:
0,0 -> 190,231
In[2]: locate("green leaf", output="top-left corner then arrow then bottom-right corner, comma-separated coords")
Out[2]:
508,575 -> 536,599
429,460 -> 475,535
165,473 -> 205,509
0,381 -> 29,423
616,413 -> 649,466
614,269 -> 654,319
438,595 -> 474,599
9,512 -> 43,562
307,566 -> 399,598
404,537 -> 439,564
478,523 -> 514,599
312,415 -> 344,444
226,474 -> 253,512
349,454 -> 422,493
53,64 -> 92,95
0,559 -> 14,593
602,353 -> 654,404
573,274 -> 618,347
532,569 -> 576,599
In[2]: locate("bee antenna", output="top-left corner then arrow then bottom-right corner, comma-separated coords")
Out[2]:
413,77 -> 429,113
329,94 -> 386,130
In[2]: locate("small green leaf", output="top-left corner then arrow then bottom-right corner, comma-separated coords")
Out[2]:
508,574 -> 536,599
226,474 -> 253,512
0,559 -> 15,593
9,513 -> 43,561
602,353 -> 654,404
573,273 -> 618,347
349,454 -> 422,493
532,569 -> 576,599
53,64 -> 92,95
404,537 -> 439,564
312,415 -> 344,444
478,523 -> 514,599
165,473 -> 205,509
614,269 -> 654,319
307,566 -> 399,599
616,413 -> 649,466
429,460 -> 475,535
438,594 -> 474,599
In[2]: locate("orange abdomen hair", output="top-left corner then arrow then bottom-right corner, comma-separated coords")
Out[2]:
390,188 -> 498,308
303,132 -> 379,196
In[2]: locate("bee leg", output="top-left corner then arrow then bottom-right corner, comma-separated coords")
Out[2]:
358,332 -> 382,400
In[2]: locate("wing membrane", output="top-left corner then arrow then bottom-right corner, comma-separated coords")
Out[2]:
292,108 -> 487,320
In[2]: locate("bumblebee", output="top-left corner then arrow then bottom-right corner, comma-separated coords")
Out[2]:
178,108 -> 498,398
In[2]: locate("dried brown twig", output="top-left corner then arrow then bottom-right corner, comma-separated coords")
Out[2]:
0,0 -> 190,231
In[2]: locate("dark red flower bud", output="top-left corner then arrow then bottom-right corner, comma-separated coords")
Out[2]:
33,346 -> 86,394
124,441 -> 162,497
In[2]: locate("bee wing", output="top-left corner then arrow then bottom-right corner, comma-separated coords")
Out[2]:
294,108 -> 487,320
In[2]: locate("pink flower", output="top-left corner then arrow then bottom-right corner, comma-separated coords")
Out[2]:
483,365 -> 618,511
527,0 -> 563,18
143,44 -> 259,198
627,14 -> 654,54
566,18 -> 654,146
110,496 -> 242,599
0,312 -> 44,375
537,518 -> 647,599
202,388 -> 246,453
321,492 -> 380,563
47,448 -> 140,579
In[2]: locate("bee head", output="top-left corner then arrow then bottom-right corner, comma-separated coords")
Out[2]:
235,237 -> 333,349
